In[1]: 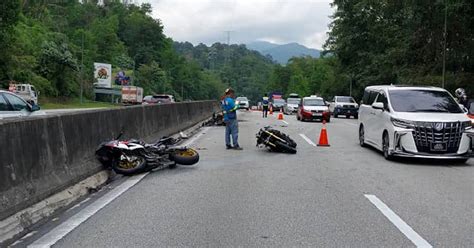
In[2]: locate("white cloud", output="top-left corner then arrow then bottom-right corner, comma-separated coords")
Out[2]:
147,0 -> 334,49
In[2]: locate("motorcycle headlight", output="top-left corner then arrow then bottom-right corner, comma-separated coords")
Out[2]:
391,118 -> 415,129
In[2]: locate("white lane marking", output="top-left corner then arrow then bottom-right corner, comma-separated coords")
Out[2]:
364,194 -> 432,248
28,173 -> 148,248
182,127 -> 210,147
299,134 -> 316,147
29,128 -> 208,248
281,120 -> 289,125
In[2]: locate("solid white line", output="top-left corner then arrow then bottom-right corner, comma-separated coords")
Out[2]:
182,127 -> 210,147
29,128 -> 208,248
281,120 -> 289,125
299,134 -> 316,147
364,194 -> 432,248
28,173 -> 148,248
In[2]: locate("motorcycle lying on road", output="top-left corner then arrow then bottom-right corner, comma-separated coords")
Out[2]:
256,126 -> 297,154
96,133 -> 199,176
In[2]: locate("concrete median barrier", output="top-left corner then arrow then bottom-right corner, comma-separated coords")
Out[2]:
0,101 -> 219,235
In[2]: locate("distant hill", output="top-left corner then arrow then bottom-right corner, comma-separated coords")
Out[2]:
246,41 -> 320,64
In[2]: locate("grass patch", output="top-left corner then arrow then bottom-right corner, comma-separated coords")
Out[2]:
40,97 -> 120,110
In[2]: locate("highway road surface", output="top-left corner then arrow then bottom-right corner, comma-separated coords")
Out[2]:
14,110 -> 474,247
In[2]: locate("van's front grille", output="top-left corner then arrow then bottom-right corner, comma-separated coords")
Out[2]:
412,122 -> 465,154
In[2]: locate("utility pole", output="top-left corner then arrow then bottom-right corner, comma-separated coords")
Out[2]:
80,32 -> 84,104
441,1 -> 448,89
224,31 -> 233,66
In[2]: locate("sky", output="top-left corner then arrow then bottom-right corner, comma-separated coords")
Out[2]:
148,0 -> 335,50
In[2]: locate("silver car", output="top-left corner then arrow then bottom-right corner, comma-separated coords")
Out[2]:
0,90 -> 43,119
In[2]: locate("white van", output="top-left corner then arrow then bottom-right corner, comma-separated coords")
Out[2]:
8,83 -> 39,105
358,85 -> 473,161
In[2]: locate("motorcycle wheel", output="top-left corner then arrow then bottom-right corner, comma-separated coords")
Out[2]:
274,141 -> 297,154
170,148 -> 200,166
112,155 -> 147,176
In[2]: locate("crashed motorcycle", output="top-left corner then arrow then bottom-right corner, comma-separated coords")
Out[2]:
256,127 -> 297,154
95,134 -> 199,176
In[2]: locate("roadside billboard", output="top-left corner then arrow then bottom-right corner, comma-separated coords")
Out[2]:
94,63 -> 112,88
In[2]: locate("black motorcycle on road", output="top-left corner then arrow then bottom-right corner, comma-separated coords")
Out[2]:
96,134 -> 199,176
256,127 -> 297,154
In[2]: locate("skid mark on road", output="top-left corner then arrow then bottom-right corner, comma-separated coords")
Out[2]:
299,134 -> 316,147
364,194 -> 432,248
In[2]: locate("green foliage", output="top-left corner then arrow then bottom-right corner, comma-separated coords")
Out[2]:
325,0 -> 474,98
0,1 -> 227,101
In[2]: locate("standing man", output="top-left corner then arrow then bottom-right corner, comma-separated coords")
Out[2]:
262,93 -> 269,118
222,88 -> 243,150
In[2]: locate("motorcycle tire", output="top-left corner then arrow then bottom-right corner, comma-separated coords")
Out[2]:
274,141 -> 297,154
112,155 -> 147,176
169,148 -> 200,166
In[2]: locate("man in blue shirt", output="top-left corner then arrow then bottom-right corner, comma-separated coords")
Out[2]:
221,88 -> 242,150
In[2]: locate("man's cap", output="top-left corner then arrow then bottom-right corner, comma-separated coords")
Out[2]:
225,88 -> 234,94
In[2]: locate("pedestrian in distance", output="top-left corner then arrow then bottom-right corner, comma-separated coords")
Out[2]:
262,93 -> 270,118
221,88 -> 243,150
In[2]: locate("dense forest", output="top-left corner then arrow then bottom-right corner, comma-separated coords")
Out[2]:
0,0 -> 472,104
0,1 -> 226,101
324,0 -> 473,99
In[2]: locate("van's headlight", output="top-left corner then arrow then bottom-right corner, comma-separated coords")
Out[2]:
391,118 -> 415,129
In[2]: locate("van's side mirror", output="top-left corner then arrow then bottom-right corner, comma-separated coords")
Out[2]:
372,102 -> 384,110
459,104 -> 468,114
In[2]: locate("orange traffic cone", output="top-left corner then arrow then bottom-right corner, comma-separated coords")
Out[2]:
278,109 -> 284,120
317,120 -> 330,147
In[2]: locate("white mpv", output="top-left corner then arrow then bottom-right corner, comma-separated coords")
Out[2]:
358,85 -> 473,161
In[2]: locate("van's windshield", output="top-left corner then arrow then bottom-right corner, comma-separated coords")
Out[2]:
389,90 -> 463,113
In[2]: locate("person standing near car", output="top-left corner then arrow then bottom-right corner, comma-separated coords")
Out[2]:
221,88 -> 242,150
262,93 -> 270,118
455,88 -> 472,111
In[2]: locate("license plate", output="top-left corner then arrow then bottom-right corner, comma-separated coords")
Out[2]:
312,113 -> 322,117
430,142 -> 447,152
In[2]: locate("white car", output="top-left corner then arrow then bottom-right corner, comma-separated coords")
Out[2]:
358,85 -> 474,161
283,96 -> 301,114
0,90 -> 44,119
236,97 -> 250,110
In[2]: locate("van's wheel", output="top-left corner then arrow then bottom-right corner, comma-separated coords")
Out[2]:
383,133 -> 393,160
359,125 -> 366,147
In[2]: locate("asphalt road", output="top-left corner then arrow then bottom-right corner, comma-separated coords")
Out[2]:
17,110 -> 474,247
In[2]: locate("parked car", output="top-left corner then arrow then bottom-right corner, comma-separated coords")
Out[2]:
0,90 -> 43,119
329,96 -> 359,118
142,94 -> 175,105
283,94 -> 301,114
297,96 -> 330,122
236,96 -> 250,110
358,85 -> 473,161
272,98 -> 286,111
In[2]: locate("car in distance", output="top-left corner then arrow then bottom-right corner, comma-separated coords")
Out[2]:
297,96 -> 330,122
358,85 -> 474,161
236,96 -> 250,110
329,96 -> 359,119
0,90 -> 43,119
283,94 -> 301,115
142,94 -> 175,105
272,98 -> 286,112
